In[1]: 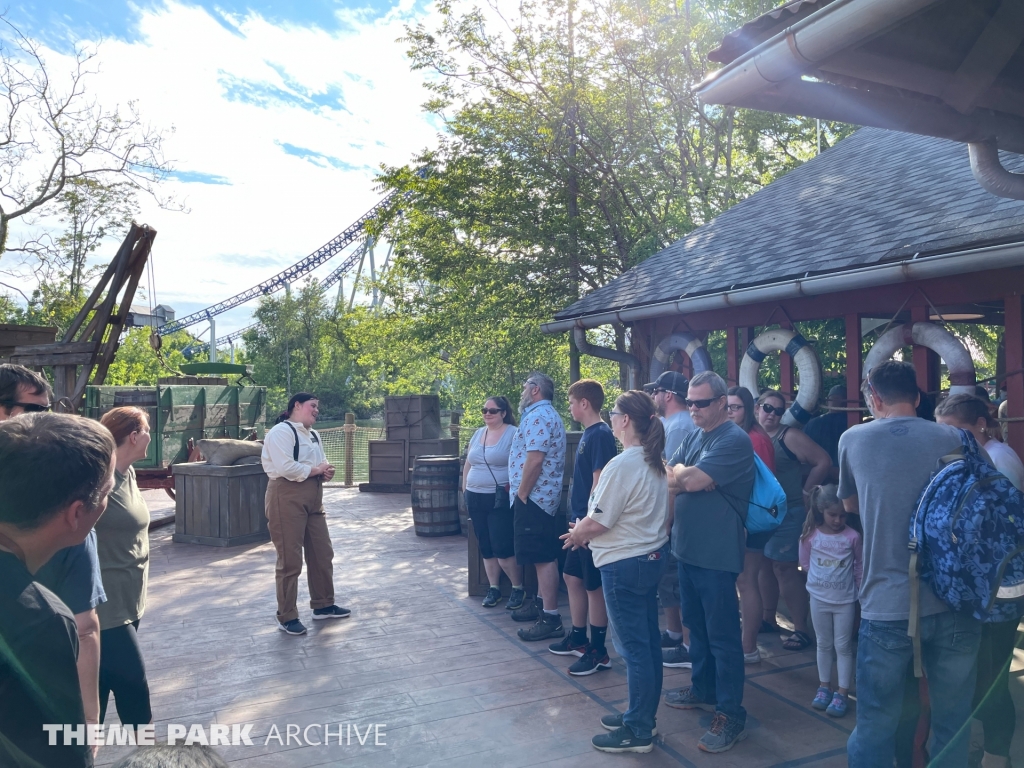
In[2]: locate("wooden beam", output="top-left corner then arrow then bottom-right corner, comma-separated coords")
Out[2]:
7,353 -> 94,367
940,0 -> 1024,114
1005,295 -> 1024,458
845,313 -> 862,428
726,327 -> 739,386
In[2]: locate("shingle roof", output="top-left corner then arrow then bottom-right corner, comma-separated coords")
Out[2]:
554,128 -> 1024,322
708,0 -> 834,65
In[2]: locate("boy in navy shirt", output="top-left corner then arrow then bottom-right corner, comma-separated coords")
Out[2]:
549,379 -> 618,675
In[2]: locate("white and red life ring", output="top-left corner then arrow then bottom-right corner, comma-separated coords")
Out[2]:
649,333 -> 713,380
740,329 -> 823,427
863,322 -> 976,395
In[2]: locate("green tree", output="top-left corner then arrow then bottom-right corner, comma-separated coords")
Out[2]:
105,327 -> 206,386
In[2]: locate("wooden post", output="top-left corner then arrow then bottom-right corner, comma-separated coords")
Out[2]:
449,410 -> 461,441
845,313 -> 863,428
1004,295 -> 1024,458
911,306 -> 940,396
343,412 -> 355,487
726,327 -> 739,386
780,318 -> 795,403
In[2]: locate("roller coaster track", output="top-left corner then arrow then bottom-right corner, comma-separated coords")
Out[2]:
157,189 -> 398,336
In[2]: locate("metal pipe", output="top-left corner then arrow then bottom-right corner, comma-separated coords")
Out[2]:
695,0 -> 940,106
572,327 -> 641,390
542,241 -> 1024,334
969,140 -> 1024,201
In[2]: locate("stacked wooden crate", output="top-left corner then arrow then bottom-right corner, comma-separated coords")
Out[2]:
365,395 -> 458,490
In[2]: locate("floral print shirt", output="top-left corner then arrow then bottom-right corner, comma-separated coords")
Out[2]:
508,399 -> 566,515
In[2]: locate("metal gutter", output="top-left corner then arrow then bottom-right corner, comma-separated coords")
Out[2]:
541,240 -> 1024,334
694,0 -> 941,106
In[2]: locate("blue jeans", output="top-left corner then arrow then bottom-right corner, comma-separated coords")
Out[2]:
678,561 -> 746,722
600,547 -> 666,739
848,612 -> 982,768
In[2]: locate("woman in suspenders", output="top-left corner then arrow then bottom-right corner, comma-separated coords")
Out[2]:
261,393 -> 350,635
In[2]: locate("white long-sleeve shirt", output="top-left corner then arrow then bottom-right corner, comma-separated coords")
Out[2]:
261,420 -> 326,481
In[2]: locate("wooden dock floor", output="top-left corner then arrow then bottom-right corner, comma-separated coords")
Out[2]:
89,487 -> 1024,767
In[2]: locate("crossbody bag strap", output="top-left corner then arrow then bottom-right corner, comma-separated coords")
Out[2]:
480,428 -> 503,487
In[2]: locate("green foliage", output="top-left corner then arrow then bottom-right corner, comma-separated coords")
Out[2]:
105,328 -> 207,386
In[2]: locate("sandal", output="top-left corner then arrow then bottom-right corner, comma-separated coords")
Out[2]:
759,620 -> 781,634
782,630 -> 813,651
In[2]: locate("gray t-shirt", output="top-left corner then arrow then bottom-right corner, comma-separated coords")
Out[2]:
837,417 -> 961,621
669,420 -> 754,574
662,410 -> 697,461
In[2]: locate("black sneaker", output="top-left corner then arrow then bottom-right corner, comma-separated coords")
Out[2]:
601,713 -> 657,737
311,605 -> 351,620
510,598 -> 540,623
568,647 -> 611,676
505,587 -> 526,611
662,646 -> 692,668
661,630 -> 682,648
592,725 -> 653,754
548,634 -> 588,657
517,612 -> 564,641
277,618 -> 307,635
664,686 -> 716,711
481,587 -> 502,608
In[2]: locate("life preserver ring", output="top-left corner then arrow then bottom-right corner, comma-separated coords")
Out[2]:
740,329 -> 823,427
649,333 -> 713,380
863,322 -> 976,395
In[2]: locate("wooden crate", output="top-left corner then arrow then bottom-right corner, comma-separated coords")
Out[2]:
369,439 -> 408,485
385,395 -> 441,441
407,438 -> 459,473
172,462 -> 270,546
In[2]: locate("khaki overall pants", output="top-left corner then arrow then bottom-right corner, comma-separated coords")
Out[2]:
266,476 -> 335,622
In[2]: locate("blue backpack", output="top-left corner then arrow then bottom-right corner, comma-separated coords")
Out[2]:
908,429 -> 1024,673
719,454 -> 787,536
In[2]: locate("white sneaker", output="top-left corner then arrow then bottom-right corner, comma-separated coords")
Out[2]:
744,649 -> 761,664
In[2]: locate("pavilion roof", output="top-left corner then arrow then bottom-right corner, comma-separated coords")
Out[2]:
553,127 -> 1024,323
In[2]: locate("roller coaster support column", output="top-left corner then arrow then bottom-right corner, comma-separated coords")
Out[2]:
209,315 -> 216,363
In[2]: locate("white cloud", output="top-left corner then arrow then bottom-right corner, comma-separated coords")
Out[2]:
8,0 -> 440,337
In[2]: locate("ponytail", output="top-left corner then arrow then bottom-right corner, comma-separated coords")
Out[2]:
278,392 -> 317,424
614,391 -> 666,475
802,483 -> 841,540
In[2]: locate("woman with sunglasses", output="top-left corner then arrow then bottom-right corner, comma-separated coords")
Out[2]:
726,386 -> 775,665
756,390 -> 832,651
462,396 -> 524,609
563,390 -> 669,754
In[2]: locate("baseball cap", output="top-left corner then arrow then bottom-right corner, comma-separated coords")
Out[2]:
643,371 -> 689,399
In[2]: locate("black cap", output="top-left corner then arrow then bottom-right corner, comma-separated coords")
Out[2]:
643,371 -> 689,399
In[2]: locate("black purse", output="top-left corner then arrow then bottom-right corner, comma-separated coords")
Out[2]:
482,430 -> 511,510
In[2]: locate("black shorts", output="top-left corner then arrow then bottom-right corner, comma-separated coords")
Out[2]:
563,542 -> 602,591
514,496 -> 563,565
465,490 -> 515,560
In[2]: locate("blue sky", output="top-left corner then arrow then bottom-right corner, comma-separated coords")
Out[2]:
9,0 -> 402,48
4,0 -> 439,340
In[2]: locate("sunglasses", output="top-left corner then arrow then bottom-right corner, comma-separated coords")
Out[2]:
481,407 -> 504,415
759,403 -> 785,415
684,396 -> 722,409
523,380 -> 538,388
1,401 -> 51,413
609,410 -> 624,417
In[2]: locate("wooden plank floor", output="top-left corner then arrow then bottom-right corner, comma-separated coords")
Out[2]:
90,487 -> 1024,767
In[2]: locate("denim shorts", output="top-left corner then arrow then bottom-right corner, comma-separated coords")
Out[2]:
763,504 -> 804,563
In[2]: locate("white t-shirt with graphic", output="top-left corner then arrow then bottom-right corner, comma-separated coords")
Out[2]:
799,527 -> 863,605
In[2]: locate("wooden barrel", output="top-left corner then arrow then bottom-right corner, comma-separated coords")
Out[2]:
410,456 -> 461,537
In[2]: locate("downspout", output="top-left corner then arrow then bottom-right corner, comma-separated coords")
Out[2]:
969,140 -> 1024,201
573,327 -> 641,391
